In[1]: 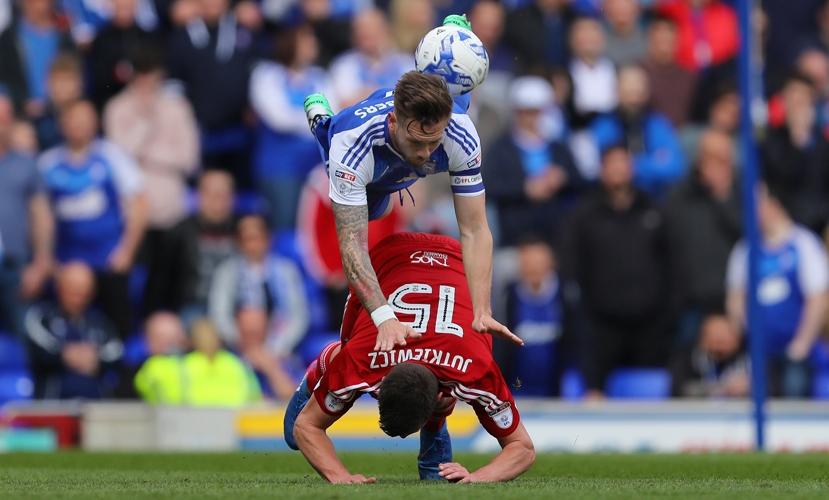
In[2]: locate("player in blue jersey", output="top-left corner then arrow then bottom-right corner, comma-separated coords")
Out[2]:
726,183 -> 829,397
304,71 -> 522,354
296,70 -> 523,480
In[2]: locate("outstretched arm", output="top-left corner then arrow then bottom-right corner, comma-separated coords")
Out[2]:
331,201 -> 420,351
438,421 -> 535,483
453,193 -> 523,346
294,394 -> 376,484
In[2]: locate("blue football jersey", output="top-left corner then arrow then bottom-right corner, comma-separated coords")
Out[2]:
313,88 -> 483,208
39,140 -> 144,269
727,226 -> 829,354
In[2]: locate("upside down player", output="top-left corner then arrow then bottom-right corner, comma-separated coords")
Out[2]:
284,232 -> 535,483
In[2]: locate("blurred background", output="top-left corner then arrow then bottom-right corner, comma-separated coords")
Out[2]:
1,0 -> 828,454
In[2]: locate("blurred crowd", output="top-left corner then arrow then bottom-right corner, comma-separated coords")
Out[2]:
2,0 -> 829,405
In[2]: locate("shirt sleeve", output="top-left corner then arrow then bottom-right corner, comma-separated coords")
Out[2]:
102,141 -> 144,197
444,114 -> 484,197
467,363 -> 521,439
795,230 -> 829,296
326,120 -> 385,206
312,352 -> 363,417
726,241 -> 748,292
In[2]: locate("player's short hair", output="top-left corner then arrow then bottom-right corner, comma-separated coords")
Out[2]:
377,363 -> 439,438
393,71 -> 454,130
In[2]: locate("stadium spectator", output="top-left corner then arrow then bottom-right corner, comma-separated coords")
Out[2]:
591,65 -> 687,200
209,214 -> 308,399
87,0 -> 161,110
39,99 -> 148,339
32,52 -> 83,152
468,0 -> 514,76
681,84 -> 740,166
641,15 -> 697,129
145,170 -> 236,321
569,16 -> 618,126
166,0 -> 256,185
180,317 -> 262,406
389,0 -> 434,54
560,145 -> 680,399
669,314 -> 749,398
328,7 -> 410,107
493,235 -> 564,397
766,0 -> 823,82
10,118 -> 38,154
504,0 -> 576,73
287,232 -> 535,483
104,47 -> 200,306
654,0 -> 739,73
250,23 -> 335,231
136,316 -> 261,406
664,129 -> 741,345
485,76 -> 583,247
0,0 -> 74,116
601,0 -> 647,67
796,49 -> 829,138
762,72 -> 829,234
0,92 -> 53,339
133,311 -> 189,404
26,261 -> 123,399
726,183 -> 829,398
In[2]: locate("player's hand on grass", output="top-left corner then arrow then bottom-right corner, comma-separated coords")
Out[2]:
374,319 -> 422,352
438,462 -> 472,483
330,474 -> 376,484
473,314 -> 524,347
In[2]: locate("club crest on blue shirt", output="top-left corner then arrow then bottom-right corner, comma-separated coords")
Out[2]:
421,161 -> 436,174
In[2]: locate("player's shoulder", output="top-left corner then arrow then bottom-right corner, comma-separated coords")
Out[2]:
791,225 -> 828,259
37,146 -> 65,172
331,89 -> 395,132
443,112 -> 481,160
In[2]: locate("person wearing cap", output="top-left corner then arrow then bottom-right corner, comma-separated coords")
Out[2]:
485,76 -> 584,248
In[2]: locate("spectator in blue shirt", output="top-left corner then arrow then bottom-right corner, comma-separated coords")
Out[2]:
494,235 -> 564,397
0,92 -> 54,339
591,65 -> 687,200
726,183 -> 829,398
0,0 -> 75,117
26,261 -> 123,399
250,23 -> 336,231
39,99 -> 148,337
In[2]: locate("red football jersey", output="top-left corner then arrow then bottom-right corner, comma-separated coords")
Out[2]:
313,232 -> 520,438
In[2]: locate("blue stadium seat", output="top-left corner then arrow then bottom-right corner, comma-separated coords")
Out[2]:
560,368 -> 587,400
813,372 -> 829,400
0,333 -> 28,370
0,370 -> 34,405
298,332 -> 341,367
605,368 -> 672,400
810,339 -> 829,373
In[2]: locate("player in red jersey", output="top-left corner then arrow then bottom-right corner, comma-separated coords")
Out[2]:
284,232 -> 535,483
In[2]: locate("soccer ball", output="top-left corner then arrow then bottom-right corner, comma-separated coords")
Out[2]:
415,25 -> 489,96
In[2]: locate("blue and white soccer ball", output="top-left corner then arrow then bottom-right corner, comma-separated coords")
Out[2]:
415,25 -> 489,96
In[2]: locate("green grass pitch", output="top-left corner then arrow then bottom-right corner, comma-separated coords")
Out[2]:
1,452 -> 827,499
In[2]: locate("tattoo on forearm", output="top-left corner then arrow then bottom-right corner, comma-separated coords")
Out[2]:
332,202 -> 387,313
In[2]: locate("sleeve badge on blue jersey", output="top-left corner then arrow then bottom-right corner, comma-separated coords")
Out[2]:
334,169 -> 355,196
466,153 -> 481,168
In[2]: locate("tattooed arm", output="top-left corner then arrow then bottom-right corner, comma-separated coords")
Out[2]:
331,201 -> 420,351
